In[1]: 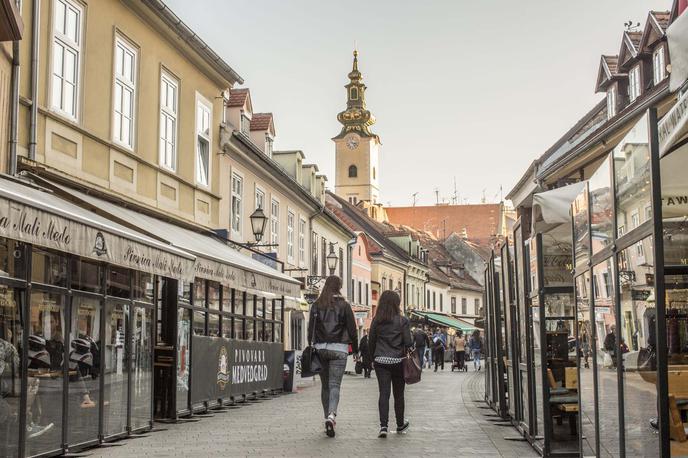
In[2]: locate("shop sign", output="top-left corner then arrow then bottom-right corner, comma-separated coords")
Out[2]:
659,88 -> 688,156
194,256 -> 300,297
0,197 -> 195,280
190,337 -> 283,403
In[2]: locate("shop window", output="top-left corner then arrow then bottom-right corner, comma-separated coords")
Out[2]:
208,282 -> 220,310
32,248 -> 68,288
70,258 -> 103,293
614,113 -> 650,238
133,270 -> 154,302
68,296 -> 101,445
103,300 -> 129,436
576,272 -> 596,456
208,313 -> 220,337
0,237 -> 26,279
107,266 -> 131,298
589,156 -> 613,254
233,291 -> 245,340
176,307 -> 191,412
26,291 -> 65,456
222,313 -> 233,339
193,310 -> 206,336
178,280 -> 192,304
0,286 -> 23,455
661,142 -> 688,266
131,305 -> 153,429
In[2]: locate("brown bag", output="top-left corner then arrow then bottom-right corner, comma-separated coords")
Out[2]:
403,349 -> 422,384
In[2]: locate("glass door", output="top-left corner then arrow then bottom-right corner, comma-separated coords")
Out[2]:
103,300 -> 129,438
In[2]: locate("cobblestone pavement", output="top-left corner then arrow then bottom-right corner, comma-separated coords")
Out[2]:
88,368 -> 537,457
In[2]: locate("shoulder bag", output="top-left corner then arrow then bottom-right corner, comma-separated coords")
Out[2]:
401,318 -> 422,384
301,308 -> 323,377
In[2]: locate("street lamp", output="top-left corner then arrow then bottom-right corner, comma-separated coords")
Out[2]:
250,207 -> 268,243
326,243 -> 339,275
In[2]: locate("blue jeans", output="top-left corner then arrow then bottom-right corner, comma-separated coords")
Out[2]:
472,350 -> 481,369
317,349 -> 348,418
417,346 -> 425,368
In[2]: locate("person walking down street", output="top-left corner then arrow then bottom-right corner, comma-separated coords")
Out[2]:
358,332 -> 373,378
469,330 -> 483,371
413,327 -> 430,368
424,330 -> 433,369
308,276 -> 359,438
432,329 -> 446,372
369,291 -> 412,438
454,332 -> 466,370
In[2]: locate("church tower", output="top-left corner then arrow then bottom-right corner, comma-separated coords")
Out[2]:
333,50 -> 381,205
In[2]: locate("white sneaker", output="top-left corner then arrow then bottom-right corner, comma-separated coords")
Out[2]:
27,422 -> 54,439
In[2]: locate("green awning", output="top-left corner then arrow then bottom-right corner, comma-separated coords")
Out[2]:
410,311 -> 481,332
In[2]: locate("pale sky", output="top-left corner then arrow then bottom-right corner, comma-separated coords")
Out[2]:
165,0 -> 670,206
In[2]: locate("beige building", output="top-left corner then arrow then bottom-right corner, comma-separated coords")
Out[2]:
0,0 -> 22,174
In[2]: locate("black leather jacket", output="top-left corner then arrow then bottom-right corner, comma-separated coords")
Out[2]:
308,296 -> 359,354
369,315 -> 413,359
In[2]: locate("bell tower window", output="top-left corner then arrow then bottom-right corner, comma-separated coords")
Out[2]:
350,87 -> 359,100
348,165 -> 357,178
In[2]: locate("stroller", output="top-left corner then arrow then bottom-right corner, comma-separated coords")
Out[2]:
451,350 -> 468,372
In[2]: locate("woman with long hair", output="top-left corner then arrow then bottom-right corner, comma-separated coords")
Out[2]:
368,290 -> 412,438
307,275 -> 358,438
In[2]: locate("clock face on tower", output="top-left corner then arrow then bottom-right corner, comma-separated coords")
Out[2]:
345,134 -> 360,150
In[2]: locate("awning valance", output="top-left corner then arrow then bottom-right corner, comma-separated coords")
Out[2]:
410,311 -> 480,332
532,181 -> 586,234
0,177 -> 196,280
46,181 -> 302,298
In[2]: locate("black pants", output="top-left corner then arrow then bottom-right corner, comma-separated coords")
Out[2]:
434,348 -> 445,370
374,362 -> 405,428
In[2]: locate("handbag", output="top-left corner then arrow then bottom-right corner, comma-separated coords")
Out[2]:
301,309 -> 323,377
403,348 -> 422,384
355,360 -> 363,375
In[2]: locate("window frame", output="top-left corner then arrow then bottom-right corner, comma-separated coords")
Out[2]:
159,69 -> 179,171
628,65 -> 641,102
230,172 -> 243,236
50,0 -> 84,121
112,34 -> 138,150
287,209 -> 295,263
348,164 -> 358,178
653,45 -> 666,85
298,217 -> 306,267
607,86 -> 617,119
195,93 -> 213,188
270,197 -> 280,250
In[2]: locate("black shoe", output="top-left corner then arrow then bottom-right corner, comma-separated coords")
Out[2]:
397,420 -> 410,434
325,416 -> 336,438
378,426 -> 388,438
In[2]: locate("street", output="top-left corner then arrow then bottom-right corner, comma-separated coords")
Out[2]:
87,369 -> 536,458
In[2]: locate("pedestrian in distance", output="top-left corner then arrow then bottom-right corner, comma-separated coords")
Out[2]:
424,330 -> 433,369
469,330 -> 483,371
307,276 -> 359,438
432,328 -> 446,372
358,332 -> 373,378
369,290 -> 412,438
412,327 -> 430,368
453,332 -> 466,371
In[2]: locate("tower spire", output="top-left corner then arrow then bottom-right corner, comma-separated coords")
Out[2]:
334,50 -> 378,140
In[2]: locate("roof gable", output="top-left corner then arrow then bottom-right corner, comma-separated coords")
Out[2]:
250,113 -> 275,136
618,31 -> 643,69
227,88 -> 253,113
639,10 -> 671,52
595,55 -> 623,92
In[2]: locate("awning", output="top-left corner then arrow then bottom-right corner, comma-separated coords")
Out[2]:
45,180 -> 302,298
410,311 -> 481,332
0,176 -> 196,280
532,181 -> 586,234
659,86 -> 688,157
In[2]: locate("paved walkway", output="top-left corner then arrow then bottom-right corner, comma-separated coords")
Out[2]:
88,368 -> 537,457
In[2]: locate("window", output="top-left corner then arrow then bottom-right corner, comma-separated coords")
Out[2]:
653,46 -> 666,85
240,113 -> 250,134
636,240 -> 645,259
389,278 -> 393,291
255,187 -> 265,210
474,298 -> 480,314
270,199 -> 279,248
231,173 -> 242,234
426,290 -> 430,309
432,291 -> 436,310
451,297 -> 456,314
159,72 -> 178,170
51,0 -> 82,119
312,232 -> 318,274
440,293 -> 443,311
628,65 -> 641,102
113,37 -> 137,148
339,247 -> 344,280
631,210 -> 640,229
287,211 -> 295,262
298,218 -> 306,265
348,165 -> 357,178
350,87 -> 358,100
321,238 -> 327,276
265,135 -> 273,157
461,297 -> 467,315
365,283 -> 369,306
196,98 -> 212,186
606,86 -> 617,119
358,281 -> 362,304
373,167 -> 376,179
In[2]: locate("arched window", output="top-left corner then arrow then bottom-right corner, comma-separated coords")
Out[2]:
350,87 -> 359,100
348,165 -> 357,178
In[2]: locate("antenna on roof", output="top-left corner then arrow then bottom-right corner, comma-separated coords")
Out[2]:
452,177 -> 458,205
624,20 -> 641,31
412,192 -> 419,207
434,188 -> 440,205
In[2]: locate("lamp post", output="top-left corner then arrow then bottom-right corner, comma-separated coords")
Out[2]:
237,207 -> 278,249
326,242 -> 339,275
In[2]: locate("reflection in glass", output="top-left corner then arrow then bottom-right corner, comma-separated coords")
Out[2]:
68,296 -> 101,446
617,240 -> 659,456
133,271 -> 154,303
576,273 -> 596,456
104,301 -> 129,437
614,113 -> 651,238
108,267 -> 131,298
208,282 -> 220,310
592,260 -> 620,457
71,258 -> 103,294
32,249 -> 68,288
193,310 -> 206,336
222,314 -> 233,339
515,228 -> 530,431
0,238 -> 25,280
572,186 -> 590,269
0,286 -> 23,457
660,143 -> 688,266
274,300 -> 283,343
131,306 -> 153,430
26,292 -> 65,456
532,304 -> 543,441
589,156 -> 614,254
665,274 -> 688,456
176,308 -> 190,412
208,313 -> 220,337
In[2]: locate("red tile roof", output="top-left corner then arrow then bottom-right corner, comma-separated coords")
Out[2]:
250,113 -> 273,131
385,204 -> 503,248
227,88 -> 249,107
627,31 -> 642,51
603,55 -> 619,75
651,11 -> 671,30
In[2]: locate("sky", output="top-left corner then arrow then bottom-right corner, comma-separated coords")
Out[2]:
165,0 -> 671,206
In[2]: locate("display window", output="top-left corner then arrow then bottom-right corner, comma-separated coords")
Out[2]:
176,307 -> 190,412
108,267 -> 131,299
0,286 -> 23,458
131,305 -> 153,430
31,249 -> 68,289
589,157 -> 614,255
576,272 -> 595,456
0,238 -> 26,280
103,300 -> 129,438
71,258 -> 103,294
133,271 -> 154,303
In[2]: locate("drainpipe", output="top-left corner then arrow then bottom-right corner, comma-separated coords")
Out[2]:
28,0 -> 40,160
8,40 -> 19,175
346,236 -> 356,302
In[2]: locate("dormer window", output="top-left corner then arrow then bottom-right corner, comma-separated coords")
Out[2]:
653,46 -> 666,85
265,135 -> 273,157
240,112 -> 250,134
606,86 -> 617,119
628,65 -> 641,103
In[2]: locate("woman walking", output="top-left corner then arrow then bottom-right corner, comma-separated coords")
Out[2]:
308,276 -> 358,438
469,329 -> 483,371
369,291 -> 412,438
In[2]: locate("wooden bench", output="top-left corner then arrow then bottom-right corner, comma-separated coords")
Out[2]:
547,368 -> 578,436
